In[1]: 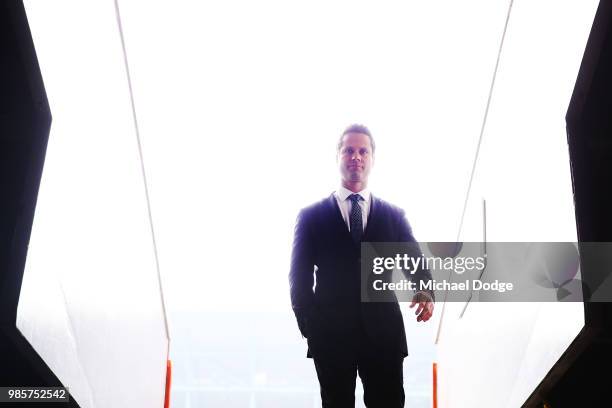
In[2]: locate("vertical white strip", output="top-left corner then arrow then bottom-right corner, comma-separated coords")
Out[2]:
435,0 -> 515,345
112,0 -> 171,348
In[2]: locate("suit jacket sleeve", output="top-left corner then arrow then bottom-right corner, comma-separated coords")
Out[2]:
397,209 -> 435,302
289,208 -> 316,337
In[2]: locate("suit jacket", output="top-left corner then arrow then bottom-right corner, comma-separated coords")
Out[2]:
289,193 -> 435,359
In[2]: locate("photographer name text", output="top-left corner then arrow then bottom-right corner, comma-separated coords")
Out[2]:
372,279 -> 513,293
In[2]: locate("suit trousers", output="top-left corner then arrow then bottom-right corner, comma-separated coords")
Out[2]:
312,322 -> 405,408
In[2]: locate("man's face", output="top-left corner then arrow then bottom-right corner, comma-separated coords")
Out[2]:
337,132 -> 374,186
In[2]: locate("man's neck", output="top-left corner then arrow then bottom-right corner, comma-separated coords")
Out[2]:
342,181 -> 367,193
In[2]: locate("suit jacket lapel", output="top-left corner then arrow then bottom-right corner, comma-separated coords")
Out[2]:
362,194 -> 378,242
327,194 -> 353,241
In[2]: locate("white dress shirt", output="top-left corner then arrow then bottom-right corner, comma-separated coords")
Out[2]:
334,186 -> 371,232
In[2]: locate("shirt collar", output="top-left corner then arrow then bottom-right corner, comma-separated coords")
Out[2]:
337,185 -> 371,203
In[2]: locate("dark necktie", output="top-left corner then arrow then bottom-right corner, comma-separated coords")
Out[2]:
348,194 -> 363,243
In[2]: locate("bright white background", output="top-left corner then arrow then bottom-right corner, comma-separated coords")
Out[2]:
116,0 -> 510,313
115,3 -> 509,404
20,0 -> 592,406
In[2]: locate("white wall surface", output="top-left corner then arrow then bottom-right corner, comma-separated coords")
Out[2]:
438,1 -> 597,407
18,1 -> 169,407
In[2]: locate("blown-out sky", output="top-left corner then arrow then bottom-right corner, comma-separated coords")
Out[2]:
23,0 -> 592,315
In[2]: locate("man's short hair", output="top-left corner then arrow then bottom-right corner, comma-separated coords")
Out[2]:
337,124 -> 376,153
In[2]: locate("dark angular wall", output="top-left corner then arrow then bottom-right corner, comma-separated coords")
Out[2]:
526,1 -> 612,406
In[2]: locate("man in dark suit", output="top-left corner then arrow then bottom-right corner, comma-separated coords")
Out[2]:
289,124 -> 435,407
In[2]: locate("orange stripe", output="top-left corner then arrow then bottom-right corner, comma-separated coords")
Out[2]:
164,359 -> 172,408
433,362 -> 438,408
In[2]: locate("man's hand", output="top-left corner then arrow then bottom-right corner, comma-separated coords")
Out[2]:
409,292 -> 434,322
